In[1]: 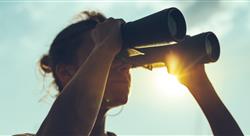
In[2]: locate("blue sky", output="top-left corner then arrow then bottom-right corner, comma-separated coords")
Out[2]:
0,1 -> 250,135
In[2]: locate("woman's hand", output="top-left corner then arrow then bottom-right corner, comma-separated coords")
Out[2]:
172,63 -> 208,90
91,18 -> 125,55
165,55 -> 243,135
163,48 -> 208,88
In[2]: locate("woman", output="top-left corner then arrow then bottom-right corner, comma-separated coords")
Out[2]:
36,11 -> 243,136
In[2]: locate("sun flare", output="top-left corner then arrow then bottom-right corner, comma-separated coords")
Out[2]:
152,68 -> 189,98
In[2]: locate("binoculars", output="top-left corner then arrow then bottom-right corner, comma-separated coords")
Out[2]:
119,7 -> 220,69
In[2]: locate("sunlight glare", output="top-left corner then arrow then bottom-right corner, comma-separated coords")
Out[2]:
152,68 -> 189,98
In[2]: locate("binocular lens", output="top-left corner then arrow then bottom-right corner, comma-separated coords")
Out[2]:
205,33 -> 220,62
168,14 -> 177,36
167,8 -> 186,41
205,37 -> 213,58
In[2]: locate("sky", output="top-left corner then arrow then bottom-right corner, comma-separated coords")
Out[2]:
0,0 -> 250,135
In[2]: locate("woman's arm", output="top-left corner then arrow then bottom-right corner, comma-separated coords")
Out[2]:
36,18 -> 124,136
179,65 -> 243,135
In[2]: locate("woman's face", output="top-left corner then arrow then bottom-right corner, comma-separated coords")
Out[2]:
74,32 -> 131,109
104,58 -> 131,108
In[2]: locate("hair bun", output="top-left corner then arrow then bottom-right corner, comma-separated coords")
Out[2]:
72,10 -> 106,24
40,55 -> 52,73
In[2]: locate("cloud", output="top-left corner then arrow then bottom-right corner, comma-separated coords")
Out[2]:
186,1 -> 248,38
247,6 -> 250,30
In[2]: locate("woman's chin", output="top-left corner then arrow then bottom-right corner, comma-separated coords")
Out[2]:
106,94 -> 128,109
104,83 -> 130,108
119,95 -> 128,104
112,94 -> 128,107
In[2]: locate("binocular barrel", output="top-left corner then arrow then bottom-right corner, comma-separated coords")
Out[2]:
126,32 -> 220,68
180,32 -> 220,63
121,7 -> 187,49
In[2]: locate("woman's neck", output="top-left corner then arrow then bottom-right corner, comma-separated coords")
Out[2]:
90,108 -> 109,136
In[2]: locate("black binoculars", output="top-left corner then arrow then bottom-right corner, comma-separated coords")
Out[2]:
119,7 -> 220,68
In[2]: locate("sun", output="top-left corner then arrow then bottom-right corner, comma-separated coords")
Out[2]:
152,67 -> 189,98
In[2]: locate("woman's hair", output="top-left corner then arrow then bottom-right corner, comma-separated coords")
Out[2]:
39,11 -> 106,92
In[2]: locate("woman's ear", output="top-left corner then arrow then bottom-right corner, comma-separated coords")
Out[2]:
55,64 -> 77,87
